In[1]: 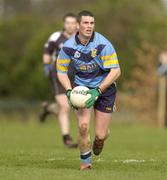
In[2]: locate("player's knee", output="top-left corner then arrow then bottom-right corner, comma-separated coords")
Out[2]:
79,123 -> 88,137
96,129 -> 110,140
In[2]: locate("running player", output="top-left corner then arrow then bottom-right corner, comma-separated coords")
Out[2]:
57,10 -> 121,169
41,13 -> 78,148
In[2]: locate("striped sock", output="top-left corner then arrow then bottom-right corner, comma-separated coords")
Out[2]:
80,151 -> 92,164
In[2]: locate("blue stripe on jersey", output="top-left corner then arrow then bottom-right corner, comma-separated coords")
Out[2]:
76,67 -> 106,79
75,73 -> 108,88
63,44 -> 105,62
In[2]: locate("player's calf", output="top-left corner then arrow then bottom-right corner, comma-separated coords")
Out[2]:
78,123 -> 92,169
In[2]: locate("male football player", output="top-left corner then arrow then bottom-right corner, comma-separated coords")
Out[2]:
42,13 -> 78,148
57,10 -> 121,169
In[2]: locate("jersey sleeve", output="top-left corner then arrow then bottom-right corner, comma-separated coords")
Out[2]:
100,42 -> 120,69
43,32 -> 61,55
44,41 -> 55,55
56,48 -> 71,74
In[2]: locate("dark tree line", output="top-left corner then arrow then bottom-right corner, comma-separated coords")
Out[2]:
0,0 -> 167,99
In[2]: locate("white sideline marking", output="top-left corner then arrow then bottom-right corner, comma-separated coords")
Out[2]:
47,157 -> 65,161
113,159 -> 156,163
95,158 -> 105,162
114,159 -> 145,163
47,157 -> 156,163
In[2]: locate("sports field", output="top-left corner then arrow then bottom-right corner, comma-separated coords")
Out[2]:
0,111 -> 167,180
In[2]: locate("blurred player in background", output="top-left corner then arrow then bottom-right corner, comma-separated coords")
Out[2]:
57,10 -> 121,169
157,50 -> 167,76
40,13 -> 78,148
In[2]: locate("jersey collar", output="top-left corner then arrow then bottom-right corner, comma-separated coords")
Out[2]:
75,31 -> 95,46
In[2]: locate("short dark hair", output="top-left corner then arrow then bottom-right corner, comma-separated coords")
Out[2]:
63,13 -> 77,22
77,10 -> 94,22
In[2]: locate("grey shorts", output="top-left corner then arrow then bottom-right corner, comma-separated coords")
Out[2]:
50,75 -> 66,96
49,61 -> 75,96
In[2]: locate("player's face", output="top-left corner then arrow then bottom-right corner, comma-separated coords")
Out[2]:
64,17 -> 78,35
79,16 -> 95,38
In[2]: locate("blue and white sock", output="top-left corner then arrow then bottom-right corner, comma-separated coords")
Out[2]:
80,151 -> 92,164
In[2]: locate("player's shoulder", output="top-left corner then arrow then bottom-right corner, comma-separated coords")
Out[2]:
48,31 -> 62,41
62,34 -> 76,47
94,32 -> 112,45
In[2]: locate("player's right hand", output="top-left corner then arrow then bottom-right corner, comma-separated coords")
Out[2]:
66,89 -> 78,110
43,64 -> 51,77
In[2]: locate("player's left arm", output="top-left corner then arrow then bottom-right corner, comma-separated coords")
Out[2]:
85,42 -> 121,108
99,68 -> 121,92
99,42 -> 121,92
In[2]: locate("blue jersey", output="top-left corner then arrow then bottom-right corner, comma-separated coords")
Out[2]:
57,32 -> 120,88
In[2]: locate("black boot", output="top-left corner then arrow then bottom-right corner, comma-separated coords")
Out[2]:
63,134 -> 78,148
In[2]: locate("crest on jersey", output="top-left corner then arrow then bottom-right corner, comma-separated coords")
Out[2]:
74,51 -> 81,58
91,49 -> 97,58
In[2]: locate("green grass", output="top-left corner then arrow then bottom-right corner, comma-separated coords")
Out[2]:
0,111 -> 167,180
